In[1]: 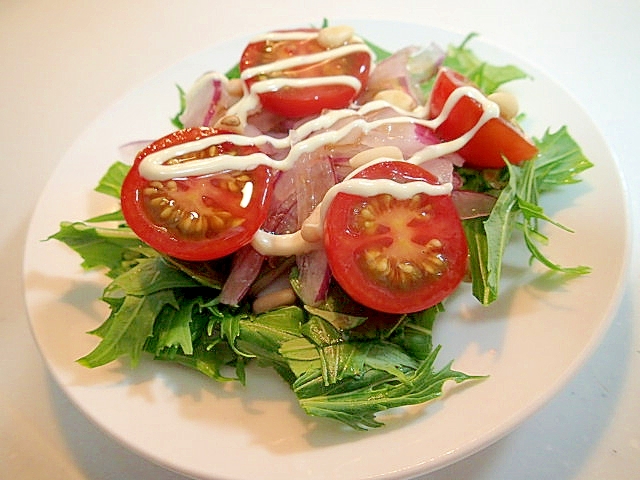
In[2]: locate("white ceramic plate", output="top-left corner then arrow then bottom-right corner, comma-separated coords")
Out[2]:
23,19 -> 630,480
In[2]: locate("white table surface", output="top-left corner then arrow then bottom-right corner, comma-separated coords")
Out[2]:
2,1 -> 638,479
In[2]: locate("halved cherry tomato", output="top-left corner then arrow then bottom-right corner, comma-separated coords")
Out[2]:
239,28 -> 372,118
429,67 -> 538,169
121,127 -> 274,261
323,161 -> 468,314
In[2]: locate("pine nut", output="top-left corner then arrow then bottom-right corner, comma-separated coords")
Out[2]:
252,287 -> 297,314
488,91 -> 519,121
374,89 -> 416,111
214,114 -> 242,133
226,78 -> 244,97
317,25 -> 354,49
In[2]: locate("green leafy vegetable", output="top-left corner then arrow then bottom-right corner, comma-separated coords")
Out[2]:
225,63 -> 241,80
297,347 -> 475,430
94,161 -> 130,198
48,30 -> 592,431
104,256 -> 203,298
48,222 -> 144,277
50,212 -> 477,428
365,39 -> 392,61
465,126 -> 593,304
85,210 -> 125,223
443,33 -> 529,94
421,33 -> 529,97
533,126 -> 594,192
78,289 -> 178,368
170,84 -> 187,129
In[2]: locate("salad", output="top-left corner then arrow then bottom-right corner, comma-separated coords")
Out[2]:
50,22 -> 592,430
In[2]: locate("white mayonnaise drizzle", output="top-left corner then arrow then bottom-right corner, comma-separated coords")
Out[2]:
136,28 -> 502,257
240,43 -> 371,86
222,29 -> 374,125
139,86 -> 498,181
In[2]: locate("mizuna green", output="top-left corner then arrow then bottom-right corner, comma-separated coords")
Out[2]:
49,30 -> 592,429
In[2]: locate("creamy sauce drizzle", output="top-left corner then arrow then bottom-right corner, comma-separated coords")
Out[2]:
137,29 -> 502,256
139,86 -> 498,181
225,31 -> 373,125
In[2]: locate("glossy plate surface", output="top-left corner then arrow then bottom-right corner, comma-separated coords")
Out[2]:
23,19 -> 630,480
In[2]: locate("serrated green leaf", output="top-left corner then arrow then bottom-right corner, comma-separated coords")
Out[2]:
442,33 -> 529,94
298,346 -> 482,430
152,297 -> 198,355
533,126 -> 594,192
79,289 -> 177,367
104,256 -> 203,298
170,84 -> 186,129
468,126 -> 593,303
85,210 -> 125,223
48,221 -> 144,276
94,161 -> 130,198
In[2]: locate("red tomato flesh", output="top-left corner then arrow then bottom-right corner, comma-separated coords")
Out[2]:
121,127 -> 274,261
429,67 -> 538,169
323,161 -> 468,314
240,29 -> 371,118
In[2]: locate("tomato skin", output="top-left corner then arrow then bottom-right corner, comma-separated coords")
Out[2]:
429,67 -> 538,169
239,29 -> 372,118
323,161 -> 468,314
121,127 -> 274,261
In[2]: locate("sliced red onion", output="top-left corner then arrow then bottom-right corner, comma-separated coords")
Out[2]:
245,109 -> 316,137
414,123 -> 441,145
267,170 -> 300,234
357,43 -> 444,107
180,72 -> 221,127
418,156 -> 454,185
218,244 -> 265,306
452,190 -> 497,219
323,110 -> 436,162
249,256 -> 296,297
180,72 -> 243,128
358,47 -> 423,105
452,170 -> 464,190
201,77 -> 223,127
293,150 -> 336,305
330,156 -> 353,182
406,43 -> 445,87
219,172 -> 300,306
360,122 -> 431,157
296,249 -> 331,305
245,109 -> 288,136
